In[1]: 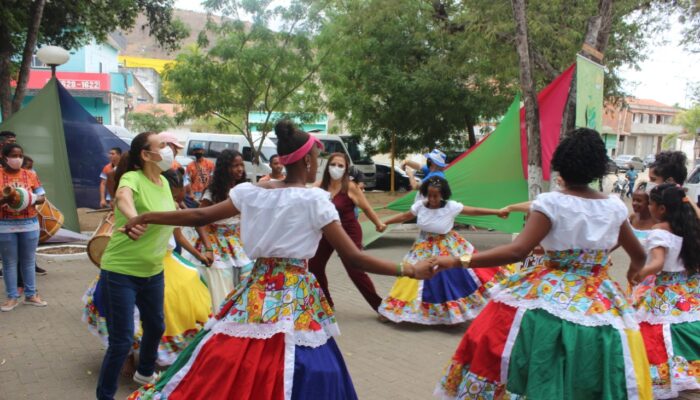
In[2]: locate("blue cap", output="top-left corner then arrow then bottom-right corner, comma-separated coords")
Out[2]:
192,143 -> 205,150
424,149 -> 447,168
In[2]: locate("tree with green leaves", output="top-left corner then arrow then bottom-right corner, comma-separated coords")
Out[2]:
0,0 -> 188,119
317,0 -> 515,159
165,0 -> 323,164
127,108 -> 176,133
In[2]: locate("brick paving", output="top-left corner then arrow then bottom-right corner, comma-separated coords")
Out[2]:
1,230 -> 699,399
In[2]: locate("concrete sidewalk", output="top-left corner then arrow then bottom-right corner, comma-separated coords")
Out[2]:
1,230 -> 698,399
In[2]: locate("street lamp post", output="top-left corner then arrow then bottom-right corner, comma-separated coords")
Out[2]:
36,46 -> 69,77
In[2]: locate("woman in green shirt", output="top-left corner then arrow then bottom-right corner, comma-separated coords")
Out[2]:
96,131 -> 176,400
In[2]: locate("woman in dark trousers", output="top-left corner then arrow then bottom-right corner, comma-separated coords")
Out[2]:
95,131 -> 176,400
309,152 -> 387,313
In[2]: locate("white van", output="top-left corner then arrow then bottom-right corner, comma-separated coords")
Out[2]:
184,133 -> 275,182
265,132 -> 376,188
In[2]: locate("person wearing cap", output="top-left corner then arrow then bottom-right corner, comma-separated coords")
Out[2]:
99,147 -> 122,208
157,132 -> 191,203
185,143 -> 215,203
401,148 -> 447,190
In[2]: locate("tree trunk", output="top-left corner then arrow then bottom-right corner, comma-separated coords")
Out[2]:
466,117 -> 477,148
0,46 -> 13,121
11,0 -> 47,114
512,0 -> 542,200
390,133 -> 396,195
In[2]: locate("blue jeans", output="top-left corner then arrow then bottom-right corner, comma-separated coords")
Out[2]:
0,229 -> 39,299
96,270 -> 165,400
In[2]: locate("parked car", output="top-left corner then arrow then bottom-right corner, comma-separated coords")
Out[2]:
643,154 -> 656,167
686,165 -> 700,206
374,163 -> 414,192
184,132 -> 275,181
614,155 -> 645,172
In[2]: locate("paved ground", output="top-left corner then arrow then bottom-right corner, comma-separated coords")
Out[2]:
1,226 -> 698,399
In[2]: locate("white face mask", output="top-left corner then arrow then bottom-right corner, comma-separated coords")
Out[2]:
328,165 -> 345,181
6,157 -> 23,170
155,147 -> 174,172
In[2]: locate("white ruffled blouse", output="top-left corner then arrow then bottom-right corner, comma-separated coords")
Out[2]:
229,183 -> 340,260
530,191 -> 628,251
646,229 -> 685,273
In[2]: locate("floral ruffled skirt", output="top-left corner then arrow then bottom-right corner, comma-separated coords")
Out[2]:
129,257 -> 357,400
435,249 -> 653,399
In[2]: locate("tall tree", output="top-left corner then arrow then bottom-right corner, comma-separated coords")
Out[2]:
165,0 -> 323,163
512,0 -> 543,200
0,0 -> 188,119
317,0 -> 514,158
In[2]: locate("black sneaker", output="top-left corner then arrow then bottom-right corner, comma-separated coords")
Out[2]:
0,269 -> 3,278
35,266 -> 47,276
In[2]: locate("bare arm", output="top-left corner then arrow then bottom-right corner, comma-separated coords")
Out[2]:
406,169 -> 420,190
348,183 -> 383,228
618,221 -> 646,284
383,211 -> 415,226
461,205 -> 509,218
174,227 -> 210,266
123,200 -> 239,239
504,201 -> 532,214
322,221 -> 436,279
99,179 -> 107,205
115,187 -> 138,219
437,211 -> 552,269
634,247 -> 665,282
402,160 -> 421,171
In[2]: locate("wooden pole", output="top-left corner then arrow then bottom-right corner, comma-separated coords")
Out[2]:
390,133 -> 396,195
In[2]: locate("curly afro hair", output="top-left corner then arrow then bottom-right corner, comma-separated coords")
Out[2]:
650,151 -> 687,184
419,176 -> 452,201
550,128 -> 607,185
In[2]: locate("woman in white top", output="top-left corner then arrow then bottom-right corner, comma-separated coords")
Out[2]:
192,149 -> 253,310
433,128 -> 652,399
630,183 -> 700,398
125,120 -> 438,400
379,176 -> 508,325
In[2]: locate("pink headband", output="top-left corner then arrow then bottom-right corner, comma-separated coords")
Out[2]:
278,135 -> 324,166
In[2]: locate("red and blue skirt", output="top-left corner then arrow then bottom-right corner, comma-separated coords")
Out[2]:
379,231 -> 503,325
128,257 -> 357,400
435,249 -> 653,399
633,271 -> 700,399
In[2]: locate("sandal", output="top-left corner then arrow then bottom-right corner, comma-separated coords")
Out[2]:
24,295 -> 47,307
1,298 -> 20,312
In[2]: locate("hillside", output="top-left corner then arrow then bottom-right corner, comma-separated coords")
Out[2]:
118,9 -> 229,59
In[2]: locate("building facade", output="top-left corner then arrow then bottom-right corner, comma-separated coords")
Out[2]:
602,98 -> 684,158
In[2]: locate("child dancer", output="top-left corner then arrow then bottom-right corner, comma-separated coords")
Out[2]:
190,149 -> 253,310
378,176 -> 508,325
630,183 -> 700,398
82,169 -> 212,366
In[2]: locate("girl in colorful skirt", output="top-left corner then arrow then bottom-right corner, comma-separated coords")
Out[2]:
83,169 -> 212,367
378,176 -> 508,325
124,120 -> 438,400
433,128 -> 653,399
630,183 -> 700,398
191,149 -> 253,310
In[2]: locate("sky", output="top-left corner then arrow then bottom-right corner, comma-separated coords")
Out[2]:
174,0 -> 699,108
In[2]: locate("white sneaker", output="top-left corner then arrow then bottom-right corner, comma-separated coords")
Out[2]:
133,371 -> 158,386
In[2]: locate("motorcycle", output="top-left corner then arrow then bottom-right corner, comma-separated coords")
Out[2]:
613,175 -> 628,199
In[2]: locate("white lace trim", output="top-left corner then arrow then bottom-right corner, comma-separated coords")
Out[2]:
377,303 -> 484,325
663,324 -> 676,396
618,329 -> 640,400
209,320 -> 340,348
283,333 -> 295,400
491,296 -> 639,330
635,311 -> 700,325
500,308 -> 526,383
433,385 -> 457,400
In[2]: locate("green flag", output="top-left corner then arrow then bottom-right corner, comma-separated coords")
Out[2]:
0,79 -> 80,232
386,96 -> 528,234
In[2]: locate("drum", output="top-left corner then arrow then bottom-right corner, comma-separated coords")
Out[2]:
37,200 -> 64,243
87,212 -> 114,268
